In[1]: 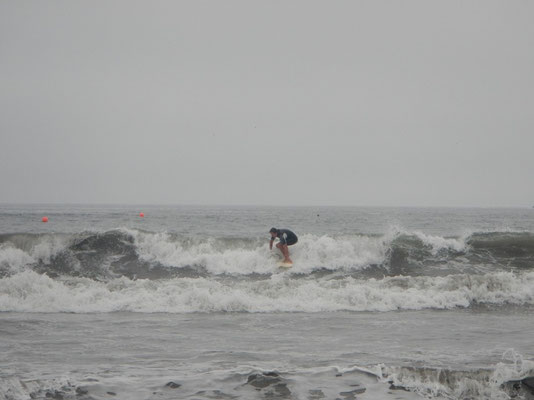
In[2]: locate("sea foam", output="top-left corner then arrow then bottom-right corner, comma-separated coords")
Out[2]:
378,349 -> 534,399
1,270 -> 533,313
128,229 -> 391,275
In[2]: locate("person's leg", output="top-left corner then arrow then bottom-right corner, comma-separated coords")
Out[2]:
282,244 -> 292,263
276,242 -> 292,263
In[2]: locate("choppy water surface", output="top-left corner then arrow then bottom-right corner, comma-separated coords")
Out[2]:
1,205 -> 534,399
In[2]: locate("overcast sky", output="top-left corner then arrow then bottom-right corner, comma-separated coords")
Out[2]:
1,1 -> 533,207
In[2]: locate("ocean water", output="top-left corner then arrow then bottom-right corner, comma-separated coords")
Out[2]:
1,204 -> 534,400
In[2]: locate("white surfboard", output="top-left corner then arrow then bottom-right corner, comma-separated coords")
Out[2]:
278,261 -> 293,268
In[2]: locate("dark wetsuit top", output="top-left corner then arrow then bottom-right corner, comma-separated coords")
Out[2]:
271,229 -> 298,246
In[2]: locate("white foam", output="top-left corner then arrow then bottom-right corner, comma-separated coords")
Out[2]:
492,349 -> 534,387
0,375 -> 73,400
30,235 -> 69,264
386,225 -> 468,254
129,230 -> 276,275
1,270 -> 533,313
126,229 -> 391,275
0,243 -> 34,273
379,349 -> 534,399
0,235 -> 69,274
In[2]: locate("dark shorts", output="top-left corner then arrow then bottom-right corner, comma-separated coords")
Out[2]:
280,232 -> 298,246
285,237 -> 298,246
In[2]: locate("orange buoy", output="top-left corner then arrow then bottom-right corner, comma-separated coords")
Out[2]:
42,216 -> 49,223
139,212 -> 144,218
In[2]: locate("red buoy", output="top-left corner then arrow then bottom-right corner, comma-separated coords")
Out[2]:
139,212 -> 144,218
42,216 -> 49,223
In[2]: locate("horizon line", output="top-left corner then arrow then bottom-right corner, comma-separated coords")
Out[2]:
0,202 -> 532,209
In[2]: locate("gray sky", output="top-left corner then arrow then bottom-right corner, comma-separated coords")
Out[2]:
1,1 -> 533,207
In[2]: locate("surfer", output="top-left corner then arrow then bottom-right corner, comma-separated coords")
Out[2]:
269,228 -> 298,264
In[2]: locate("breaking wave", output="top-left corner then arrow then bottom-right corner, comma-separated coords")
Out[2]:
1,268 -> 533,313
375,349 -> 534,400
0,228 -> 533,313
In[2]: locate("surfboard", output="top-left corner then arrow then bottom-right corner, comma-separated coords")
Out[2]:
278,261 -> 293,268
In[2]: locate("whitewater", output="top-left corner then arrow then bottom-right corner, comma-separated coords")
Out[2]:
1,204 -> 534,400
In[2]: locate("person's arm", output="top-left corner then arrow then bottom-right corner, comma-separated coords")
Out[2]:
269,237 -> 274,250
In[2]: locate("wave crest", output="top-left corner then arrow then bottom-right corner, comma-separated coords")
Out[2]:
1,228 -> 534,279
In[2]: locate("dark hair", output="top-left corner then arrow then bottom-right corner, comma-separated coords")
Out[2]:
269,227 -> 277,233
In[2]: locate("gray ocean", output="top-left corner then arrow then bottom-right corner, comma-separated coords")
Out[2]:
1,205 -> 534,400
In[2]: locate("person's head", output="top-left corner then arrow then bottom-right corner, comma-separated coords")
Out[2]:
269,227 -> 278,238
